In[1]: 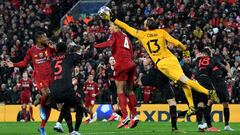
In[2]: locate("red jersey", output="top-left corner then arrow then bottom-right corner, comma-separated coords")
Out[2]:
13,46 -> 54,80
95,31 -> 134,64
18,78 -> 32,95
83,81 -> 100,99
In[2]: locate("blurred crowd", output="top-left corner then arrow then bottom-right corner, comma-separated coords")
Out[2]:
0,0 -> 240,104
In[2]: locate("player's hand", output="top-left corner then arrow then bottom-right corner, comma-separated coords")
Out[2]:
99,11 -> 111,21
4,61 -> 14,67
92,94 -> 96,97
72,78 -> 78,85
98,7 -> 116,22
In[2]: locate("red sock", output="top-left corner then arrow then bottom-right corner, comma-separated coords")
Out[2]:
40,108 -> 51,128
128,93 -> 137,117
118,92 -> 128,118
29,106 -> 33,119
22,106 -> 27,120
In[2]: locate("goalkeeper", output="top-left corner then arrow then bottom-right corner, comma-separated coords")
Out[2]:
99,8 -> 219,116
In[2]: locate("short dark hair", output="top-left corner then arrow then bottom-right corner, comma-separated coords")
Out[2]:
34,31 -> 45,41
146,18 -> 158,30
56,42 -> 67,53
202,47 -> 211,56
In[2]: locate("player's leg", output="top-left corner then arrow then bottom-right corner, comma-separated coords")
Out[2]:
158,57 -> 219,103
181,84 -> 195,116
167,99 -> 181,133
196,102 -> 205,132
180,75 -> 219,103
215,81 -> 234,131
85,106 -> 91,124
203,100 -> 220,132
223,103 -> 234,131
28,102 -> 34,121
53,109 -> 64,133
89,105 -> 94,119
21,103 -> 27,122
39,87 -> 51,135
125,66 -> 138,128
162,82 -> 180,133
74,104 -> 84,134
115,80 -> 130,128
62,104 -> 74,134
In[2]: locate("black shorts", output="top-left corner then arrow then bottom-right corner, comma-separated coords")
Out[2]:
213,78 -> 229,103
141,68 -> 174,100
51,88 -> 82,108
193,75 -> 213,105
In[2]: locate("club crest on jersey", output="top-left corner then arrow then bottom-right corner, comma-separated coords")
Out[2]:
39,52 -> 44,58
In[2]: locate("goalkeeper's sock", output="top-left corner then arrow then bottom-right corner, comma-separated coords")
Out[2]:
182,84 -> 194,107
185,79 -> 209,95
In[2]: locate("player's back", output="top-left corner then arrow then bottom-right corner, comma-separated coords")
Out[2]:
111,31 -> 133,63
139,29 -> 175,64
51,53 -> 81,95
195,56 -> 216,77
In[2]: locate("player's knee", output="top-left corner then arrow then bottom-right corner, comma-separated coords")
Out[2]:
197,102 -> 205,108
179,75 -> 189,83
167,98 -> 176,106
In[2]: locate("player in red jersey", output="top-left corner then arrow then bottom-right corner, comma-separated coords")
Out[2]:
5,31 -> 55,135
83,74 -> 100,124
95,22 -> 138,129
17,71 -> 34,122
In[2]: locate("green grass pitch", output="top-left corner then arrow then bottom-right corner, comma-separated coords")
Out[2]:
0,122 -> 239,135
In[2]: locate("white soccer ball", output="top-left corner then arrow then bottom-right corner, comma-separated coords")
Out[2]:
98,6 -> 111,18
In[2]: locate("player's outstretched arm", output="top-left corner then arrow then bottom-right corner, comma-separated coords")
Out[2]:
4,61 -> 14,67
13,49 -> 31,67
113,19 -> 143,39
162,29 -> 187,50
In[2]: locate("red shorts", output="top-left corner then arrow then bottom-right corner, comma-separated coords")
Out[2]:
84,98 -> 95,108
35,79 -> 52,91
114,62 -> 136,82
33,71 -> 52,91
20,92 -> 32,104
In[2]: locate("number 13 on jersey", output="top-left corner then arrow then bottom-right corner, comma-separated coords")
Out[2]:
147,39 -> 160,54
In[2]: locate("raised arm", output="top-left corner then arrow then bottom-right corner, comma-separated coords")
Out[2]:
163,29 -> 187,50
114,19 -> 144,39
